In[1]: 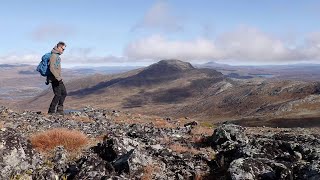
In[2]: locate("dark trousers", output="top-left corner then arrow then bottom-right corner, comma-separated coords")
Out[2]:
48,80 -> 67,113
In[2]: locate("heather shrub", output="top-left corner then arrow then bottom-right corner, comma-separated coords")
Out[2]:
30,128 -> 88,152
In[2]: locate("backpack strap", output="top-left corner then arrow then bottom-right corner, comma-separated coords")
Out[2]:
51,53 -> 60,68
50,53 -> 60,63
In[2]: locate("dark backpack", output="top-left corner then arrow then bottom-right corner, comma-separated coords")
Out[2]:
36,53 -> 53,76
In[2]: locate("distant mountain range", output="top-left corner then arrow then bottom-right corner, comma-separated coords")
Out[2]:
13,60 -> 320,125
197,61 -> 320,81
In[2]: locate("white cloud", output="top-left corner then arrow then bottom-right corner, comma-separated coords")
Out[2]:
0,53 -> 41,64
132,1 -> 183,32
125,26 -> 320,64
31,23 -> 76,41
301,32 -> 320,59
125,35 -> 221,61
216,26 -> 302,62
3,26 -> 320,66
0,48 -> 128,66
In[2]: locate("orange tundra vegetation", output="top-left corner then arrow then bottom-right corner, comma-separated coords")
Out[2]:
141,164 -> 158,180
169,144 -> 200,154
30,128 -> 88,152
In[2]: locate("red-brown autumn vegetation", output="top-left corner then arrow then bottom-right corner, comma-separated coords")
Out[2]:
30,128 -> 88,152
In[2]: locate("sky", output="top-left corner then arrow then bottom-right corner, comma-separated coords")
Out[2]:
0,0 -> 320,67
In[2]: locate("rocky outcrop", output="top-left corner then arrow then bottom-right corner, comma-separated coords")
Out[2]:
0,106 -> 211,179
1,106 -> 320,179
209,124 -> 320,179
0,128 -> 43,179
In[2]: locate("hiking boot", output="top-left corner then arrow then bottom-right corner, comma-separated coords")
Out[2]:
56,111 -> 64,115
57,105 -> 64,115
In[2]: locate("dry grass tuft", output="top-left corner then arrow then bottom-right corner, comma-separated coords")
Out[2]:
194,173 -> 203,180
191,136 -> 206,144
153,118 -> 174,128
141,164 -> 160,180
169,144 -> 200,155
30,128 -> 88,153
191,126 -> 213,136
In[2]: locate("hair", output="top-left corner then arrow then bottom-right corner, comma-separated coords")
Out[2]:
57,41 -> 66,48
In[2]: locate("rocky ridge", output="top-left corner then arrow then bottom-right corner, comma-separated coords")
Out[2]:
0,106 -> 320,179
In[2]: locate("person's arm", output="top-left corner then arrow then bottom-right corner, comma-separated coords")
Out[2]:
49,54 -> 62,81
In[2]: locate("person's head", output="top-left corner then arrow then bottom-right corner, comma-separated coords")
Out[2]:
56,41 -> 66,54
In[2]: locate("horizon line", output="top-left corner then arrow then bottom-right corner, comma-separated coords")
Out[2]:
1,61 -> 320,68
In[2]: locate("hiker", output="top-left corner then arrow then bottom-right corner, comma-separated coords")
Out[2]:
47,41 -> 67,115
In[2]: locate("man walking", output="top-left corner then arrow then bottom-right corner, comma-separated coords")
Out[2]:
47,41 -> 67,115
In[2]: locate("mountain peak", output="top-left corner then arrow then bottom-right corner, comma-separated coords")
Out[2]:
155,59 -> 195,71
138,59 -> 195,77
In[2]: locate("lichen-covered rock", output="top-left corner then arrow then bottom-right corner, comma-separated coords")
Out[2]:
209,124 -> 320,179
210,124 -> 248,151
32,167 -> 58,180
0,128 -> 43,179
2,106 -> 319,179
70,153 -> 114,179
228,158 -> 292,180
52,146 -> 68,175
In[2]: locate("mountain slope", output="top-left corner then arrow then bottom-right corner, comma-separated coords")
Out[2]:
18,60 -> 223,111
17,60 -> 320,123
